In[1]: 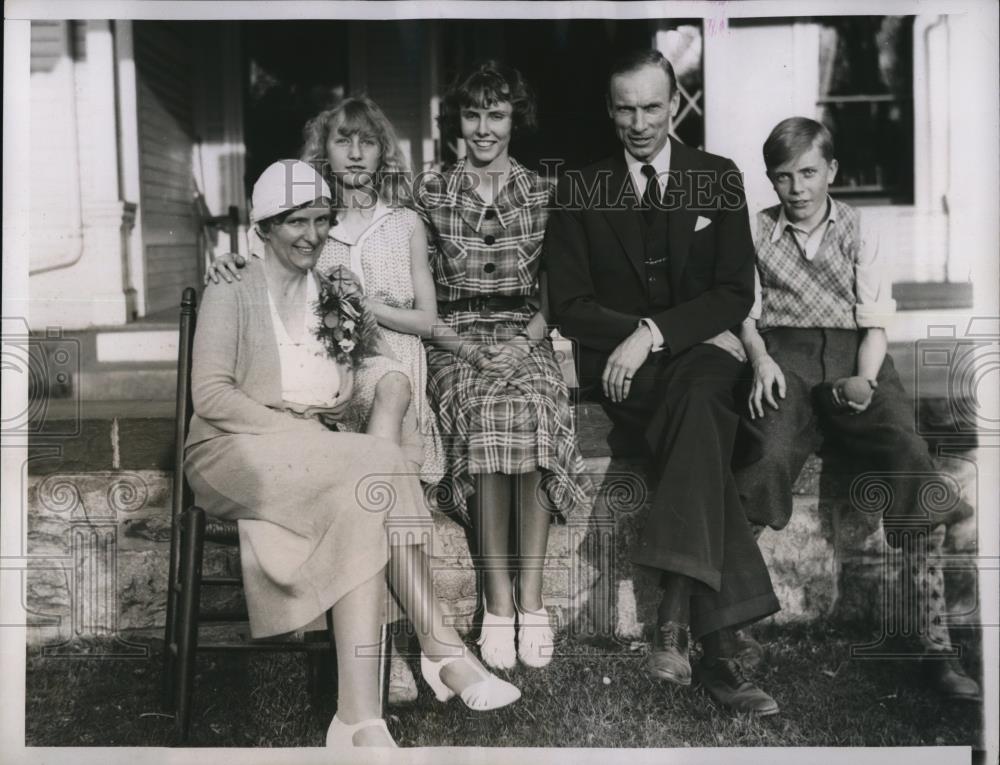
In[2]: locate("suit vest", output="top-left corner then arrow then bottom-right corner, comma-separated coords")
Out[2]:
642,211 -> 672,312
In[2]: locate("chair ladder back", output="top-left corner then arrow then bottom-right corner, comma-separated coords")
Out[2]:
163,287 -> 198,709
171,287 -> 198,548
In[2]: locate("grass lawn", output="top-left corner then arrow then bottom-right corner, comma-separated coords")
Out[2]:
25,621 -> 983,750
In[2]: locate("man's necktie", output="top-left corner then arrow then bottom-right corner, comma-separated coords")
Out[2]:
641,163 -> 660,222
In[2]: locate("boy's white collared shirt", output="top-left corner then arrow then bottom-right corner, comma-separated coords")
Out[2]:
770,196 -> 838,261
749,195 -> 897,329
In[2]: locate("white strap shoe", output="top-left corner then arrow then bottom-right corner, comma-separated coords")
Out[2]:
420,646 -> 521,711
325,714 -> 397,748
475,608 -> 517,670
516,602 -> 555,668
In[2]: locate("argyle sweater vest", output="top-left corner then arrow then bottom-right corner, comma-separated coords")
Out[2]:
755,199 -> 860,330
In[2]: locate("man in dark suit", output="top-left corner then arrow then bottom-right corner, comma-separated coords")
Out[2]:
544,50 -> 780,714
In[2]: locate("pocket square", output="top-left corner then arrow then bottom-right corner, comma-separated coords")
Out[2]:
695,215 -> 712,232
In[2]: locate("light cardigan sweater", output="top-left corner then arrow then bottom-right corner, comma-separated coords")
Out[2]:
186,259 -> 352,450
184,259 -> 428,638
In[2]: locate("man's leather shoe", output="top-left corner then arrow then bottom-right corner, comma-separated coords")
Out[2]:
643,621 -> 691,686
694,657 -> 779,716
923,654 -> 981,701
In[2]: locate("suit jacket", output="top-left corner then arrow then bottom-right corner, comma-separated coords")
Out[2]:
543,137 -> 756,384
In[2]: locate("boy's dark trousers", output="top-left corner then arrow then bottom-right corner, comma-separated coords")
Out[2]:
734,326 -> 973,652
734,327 -> 972,534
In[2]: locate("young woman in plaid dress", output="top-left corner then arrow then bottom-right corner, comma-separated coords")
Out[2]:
416,62 -> 591,670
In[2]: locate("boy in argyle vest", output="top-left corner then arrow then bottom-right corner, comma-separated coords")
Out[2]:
734,117 -> 980,701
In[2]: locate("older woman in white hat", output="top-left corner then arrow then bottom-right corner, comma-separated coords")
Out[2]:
185,160 -> 519,749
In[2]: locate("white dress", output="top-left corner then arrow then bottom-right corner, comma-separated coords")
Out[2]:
267,273 -> 347,411
317,203 -> 446,483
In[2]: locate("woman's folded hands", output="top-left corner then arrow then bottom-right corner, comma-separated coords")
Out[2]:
473,338 -> 532,380
281,398 -> 353,429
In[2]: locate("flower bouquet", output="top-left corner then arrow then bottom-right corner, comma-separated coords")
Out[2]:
313,266 -> 380,367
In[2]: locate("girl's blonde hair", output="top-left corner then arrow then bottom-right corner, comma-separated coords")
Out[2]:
301,95 -> 411,207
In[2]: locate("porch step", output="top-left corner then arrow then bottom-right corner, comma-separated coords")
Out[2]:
28,322 -> 979,412
28,322 -> 179,404
892,281 -> 973,311
74,369 -> 177,402
26,324 -> 982,461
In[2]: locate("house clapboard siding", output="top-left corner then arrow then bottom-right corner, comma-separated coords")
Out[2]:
134,21 -> 201,316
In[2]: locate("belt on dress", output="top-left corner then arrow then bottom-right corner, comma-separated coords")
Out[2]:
438,295 -> 532,315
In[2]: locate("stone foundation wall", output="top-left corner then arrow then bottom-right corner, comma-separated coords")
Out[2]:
24,447 -> 981,650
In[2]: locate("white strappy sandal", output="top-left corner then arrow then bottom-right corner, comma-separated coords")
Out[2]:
420,646 -> 521,711
325,714 -> 397,748
516,601 -> 555,668
513,580 -> 555,668
476,608 -> 517,670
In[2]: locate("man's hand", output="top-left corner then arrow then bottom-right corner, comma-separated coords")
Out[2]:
701,330 -> 747,363
831,376 -> 876,414
205,252 -> 246,284
748,354 -> 786,419
602,325 -> 653,402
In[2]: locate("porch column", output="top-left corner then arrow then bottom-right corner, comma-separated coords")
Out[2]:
77,20 -> 135,325
114,20 -> 146,318
947,11 -> 999,297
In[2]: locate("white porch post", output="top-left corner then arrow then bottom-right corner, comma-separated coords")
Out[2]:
78,20 -> 135,325
909,15 -> 950,284
113,20 -> 146,318
946,12 -> 998,298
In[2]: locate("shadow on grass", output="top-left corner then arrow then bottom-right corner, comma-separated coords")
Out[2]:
25,622 -> 983,749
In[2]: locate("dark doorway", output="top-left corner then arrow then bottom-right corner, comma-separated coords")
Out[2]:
434,18 -> 659,172
240,19 -> 703,184
241,21 -> 350,196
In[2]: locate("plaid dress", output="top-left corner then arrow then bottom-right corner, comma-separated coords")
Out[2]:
415,158 -> 591,521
